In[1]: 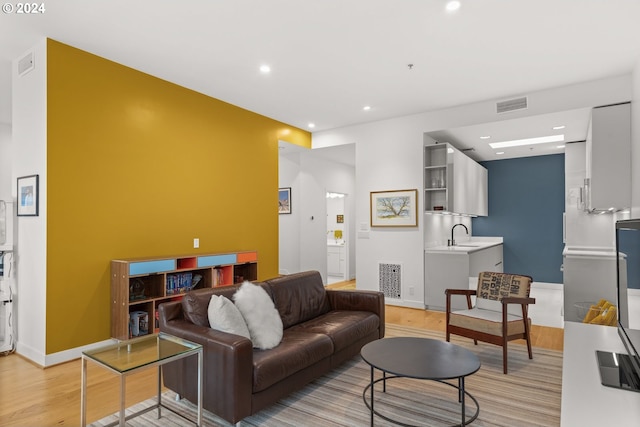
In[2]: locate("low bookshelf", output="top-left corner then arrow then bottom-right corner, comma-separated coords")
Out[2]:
111,251 -> 258,340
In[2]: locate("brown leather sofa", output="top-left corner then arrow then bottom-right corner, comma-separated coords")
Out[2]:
159,270 -> 385,424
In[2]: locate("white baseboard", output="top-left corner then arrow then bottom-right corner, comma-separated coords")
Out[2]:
385,299 -> 425,310
17,338 -> 117,367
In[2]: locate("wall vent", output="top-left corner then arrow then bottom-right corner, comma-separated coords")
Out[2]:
379,263 -> 401,299
496,96 -> 528,114
18,52 -> 34,76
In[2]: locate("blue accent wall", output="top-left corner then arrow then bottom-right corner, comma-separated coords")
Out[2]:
473,154 -> 564,283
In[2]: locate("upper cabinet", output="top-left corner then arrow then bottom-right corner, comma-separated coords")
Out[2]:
585,102 -> 631,212
424,143 -> 488,216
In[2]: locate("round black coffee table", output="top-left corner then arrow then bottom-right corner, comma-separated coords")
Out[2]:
361,337 -> 480,426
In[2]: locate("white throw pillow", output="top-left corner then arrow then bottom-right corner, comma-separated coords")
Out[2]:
207,295 -> 251,339
233,281 -> 283,350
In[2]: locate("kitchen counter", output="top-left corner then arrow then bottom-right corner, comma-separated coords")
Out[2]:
424,237 -> 503,254
327,241 -> 345,247
424,237 -> 503,311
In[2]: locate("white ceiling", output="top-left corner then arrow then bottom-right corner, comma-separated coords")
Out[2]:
2,1 -> 640,162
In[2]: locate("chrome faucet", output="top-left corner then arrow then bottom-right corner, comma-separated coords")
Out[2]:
449,223 -> 468,246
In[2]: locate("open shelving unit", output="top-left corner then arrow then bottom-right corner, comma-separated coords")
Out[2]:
424,144 -> 451,212
111,250 -> 258,340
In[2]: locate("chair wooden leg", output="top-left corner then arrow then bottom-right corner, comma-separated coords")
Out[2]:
503,339 -> 508,374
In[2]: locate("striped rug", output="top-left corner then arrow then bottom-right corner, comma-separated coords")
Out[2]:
91,324 -> 562,426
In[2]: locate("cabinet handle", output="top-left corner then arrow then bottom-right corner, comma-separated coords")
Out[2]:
495,261 -> 503,267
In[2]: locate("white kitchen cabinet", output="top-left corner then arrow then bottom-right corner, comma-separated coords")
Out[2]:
327,245 -> 345,276
424,143 -> 487,216
424,242 -> 503,311
585,102 -> 631,212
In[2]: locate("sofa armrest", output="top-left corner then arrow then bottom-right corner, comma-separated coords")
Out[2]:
326,289 -> 385,338
158,301 -> 254,424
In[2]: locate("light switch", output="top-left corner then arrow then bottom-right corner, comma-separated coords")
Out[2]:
193,238 -> 200,248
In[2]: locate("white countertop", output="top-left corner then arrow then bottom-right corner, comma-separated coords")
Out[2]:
424,237 -> 503,254
561,322 -> 640,426
327,241 -> 345,247
562,246 -> 616,258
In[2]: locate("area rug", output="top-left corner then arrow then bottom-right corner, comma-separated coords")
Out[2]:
90,324 -> 562,426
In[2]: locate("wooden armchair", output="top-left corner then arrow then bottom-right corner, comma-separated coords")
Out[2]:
445,271 -> 535,374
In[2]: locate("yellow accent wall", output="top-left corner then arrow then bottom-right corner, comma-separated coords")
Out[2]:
46,39 -> 310,354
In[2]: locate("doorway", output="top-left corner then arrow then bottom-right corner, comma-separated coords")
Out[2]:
326,191 -> 347,284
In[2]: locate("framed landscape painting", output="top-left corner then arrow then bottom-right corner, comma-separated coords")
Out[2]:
279,187 -> 291,214
370,189 -> 418,227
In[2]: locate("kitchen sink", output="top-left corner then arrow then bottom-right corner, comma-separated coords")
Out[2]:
454,244 -> 481,247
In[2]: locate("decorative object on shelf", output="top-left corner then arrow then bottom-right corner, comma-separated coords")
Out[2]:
278,187 -> 291,214
129,279 -> 146,301
190,274 -> 202,290
370,189 -> 418,227
16,174 -> 39,217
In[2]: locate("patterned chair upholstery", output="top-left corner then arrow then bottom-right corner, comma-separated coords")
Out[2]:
445,271 -> 535,374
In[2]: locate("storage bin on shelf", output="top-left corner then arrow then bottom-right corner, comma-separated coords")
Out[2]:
575,299 -> 617,326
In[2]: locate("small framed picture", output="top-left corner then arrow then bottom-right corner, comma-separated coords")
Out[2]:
279,187 -> 291,214
17,174 -> 39,216
370,189 -> 418,227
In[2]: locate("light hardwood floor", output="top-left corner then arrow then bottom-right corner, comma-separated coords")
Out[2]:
0,279 -> 563,426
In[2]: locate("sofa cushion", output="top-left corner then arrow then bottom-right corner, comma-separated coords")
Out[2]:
252,330 -> 333,393
182,286 -> 241,327
234,281 -> 283,350
207,295 -> 251,339
265,271 -> 331,329
289,310 -> 380,352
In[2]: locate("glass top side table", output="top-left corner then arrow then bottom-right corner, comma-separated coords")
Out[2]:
81,332 -> 203,427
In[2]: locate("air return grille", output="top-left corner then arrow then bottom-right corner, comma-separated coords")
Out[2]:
379,263 -> 401,299
18,52 -> 34,76
496,96 -> 528,114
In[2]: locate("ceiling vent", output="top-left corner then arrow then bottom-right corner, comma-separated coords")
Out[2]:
496,96 -> 528,114
18,52 -> 34,76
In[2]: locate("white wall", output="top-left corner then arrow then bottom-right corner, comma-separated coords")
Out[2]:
12,40 -> 48,365
0,124 -> 12,201
278,152 -> 302,275
314,74 -> 633,309
632,57 -> 640,217
279,149 -> 355,283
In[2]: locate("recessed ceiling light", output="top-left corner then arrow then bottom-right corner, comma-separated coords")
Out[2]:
479,135 -> 491,140
496,151 -> 505,155
259,65 -> 271,74
552,125 -> 566,130
445,1 -> 461,12
308,123 -> 315,129
363,106 -> 371,111
556,144 -> 566,149
489,134 -> 564,149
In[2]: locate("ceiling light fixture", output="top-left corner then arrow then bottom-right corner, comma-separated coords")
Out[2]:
552,125 -> 566,130
479,135 -> 491,140
308,123 -> 315,129
445,1 -> 461,12
363,106 -> 371,111
496,151 -> 505,155
489,134 -> 564,149
557,145 -> 566,149
259,65 -> 271,74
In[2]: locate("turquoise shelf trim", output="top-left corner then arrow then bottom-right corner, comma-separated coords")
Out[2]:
197,254 -> 237,268
129,259 -> 176,276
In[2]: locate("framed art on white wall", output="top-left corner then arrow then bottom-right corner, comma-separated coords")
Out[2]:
17,174 -> 39,217
279,187 -> 291,214
370,189 -> 418,227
